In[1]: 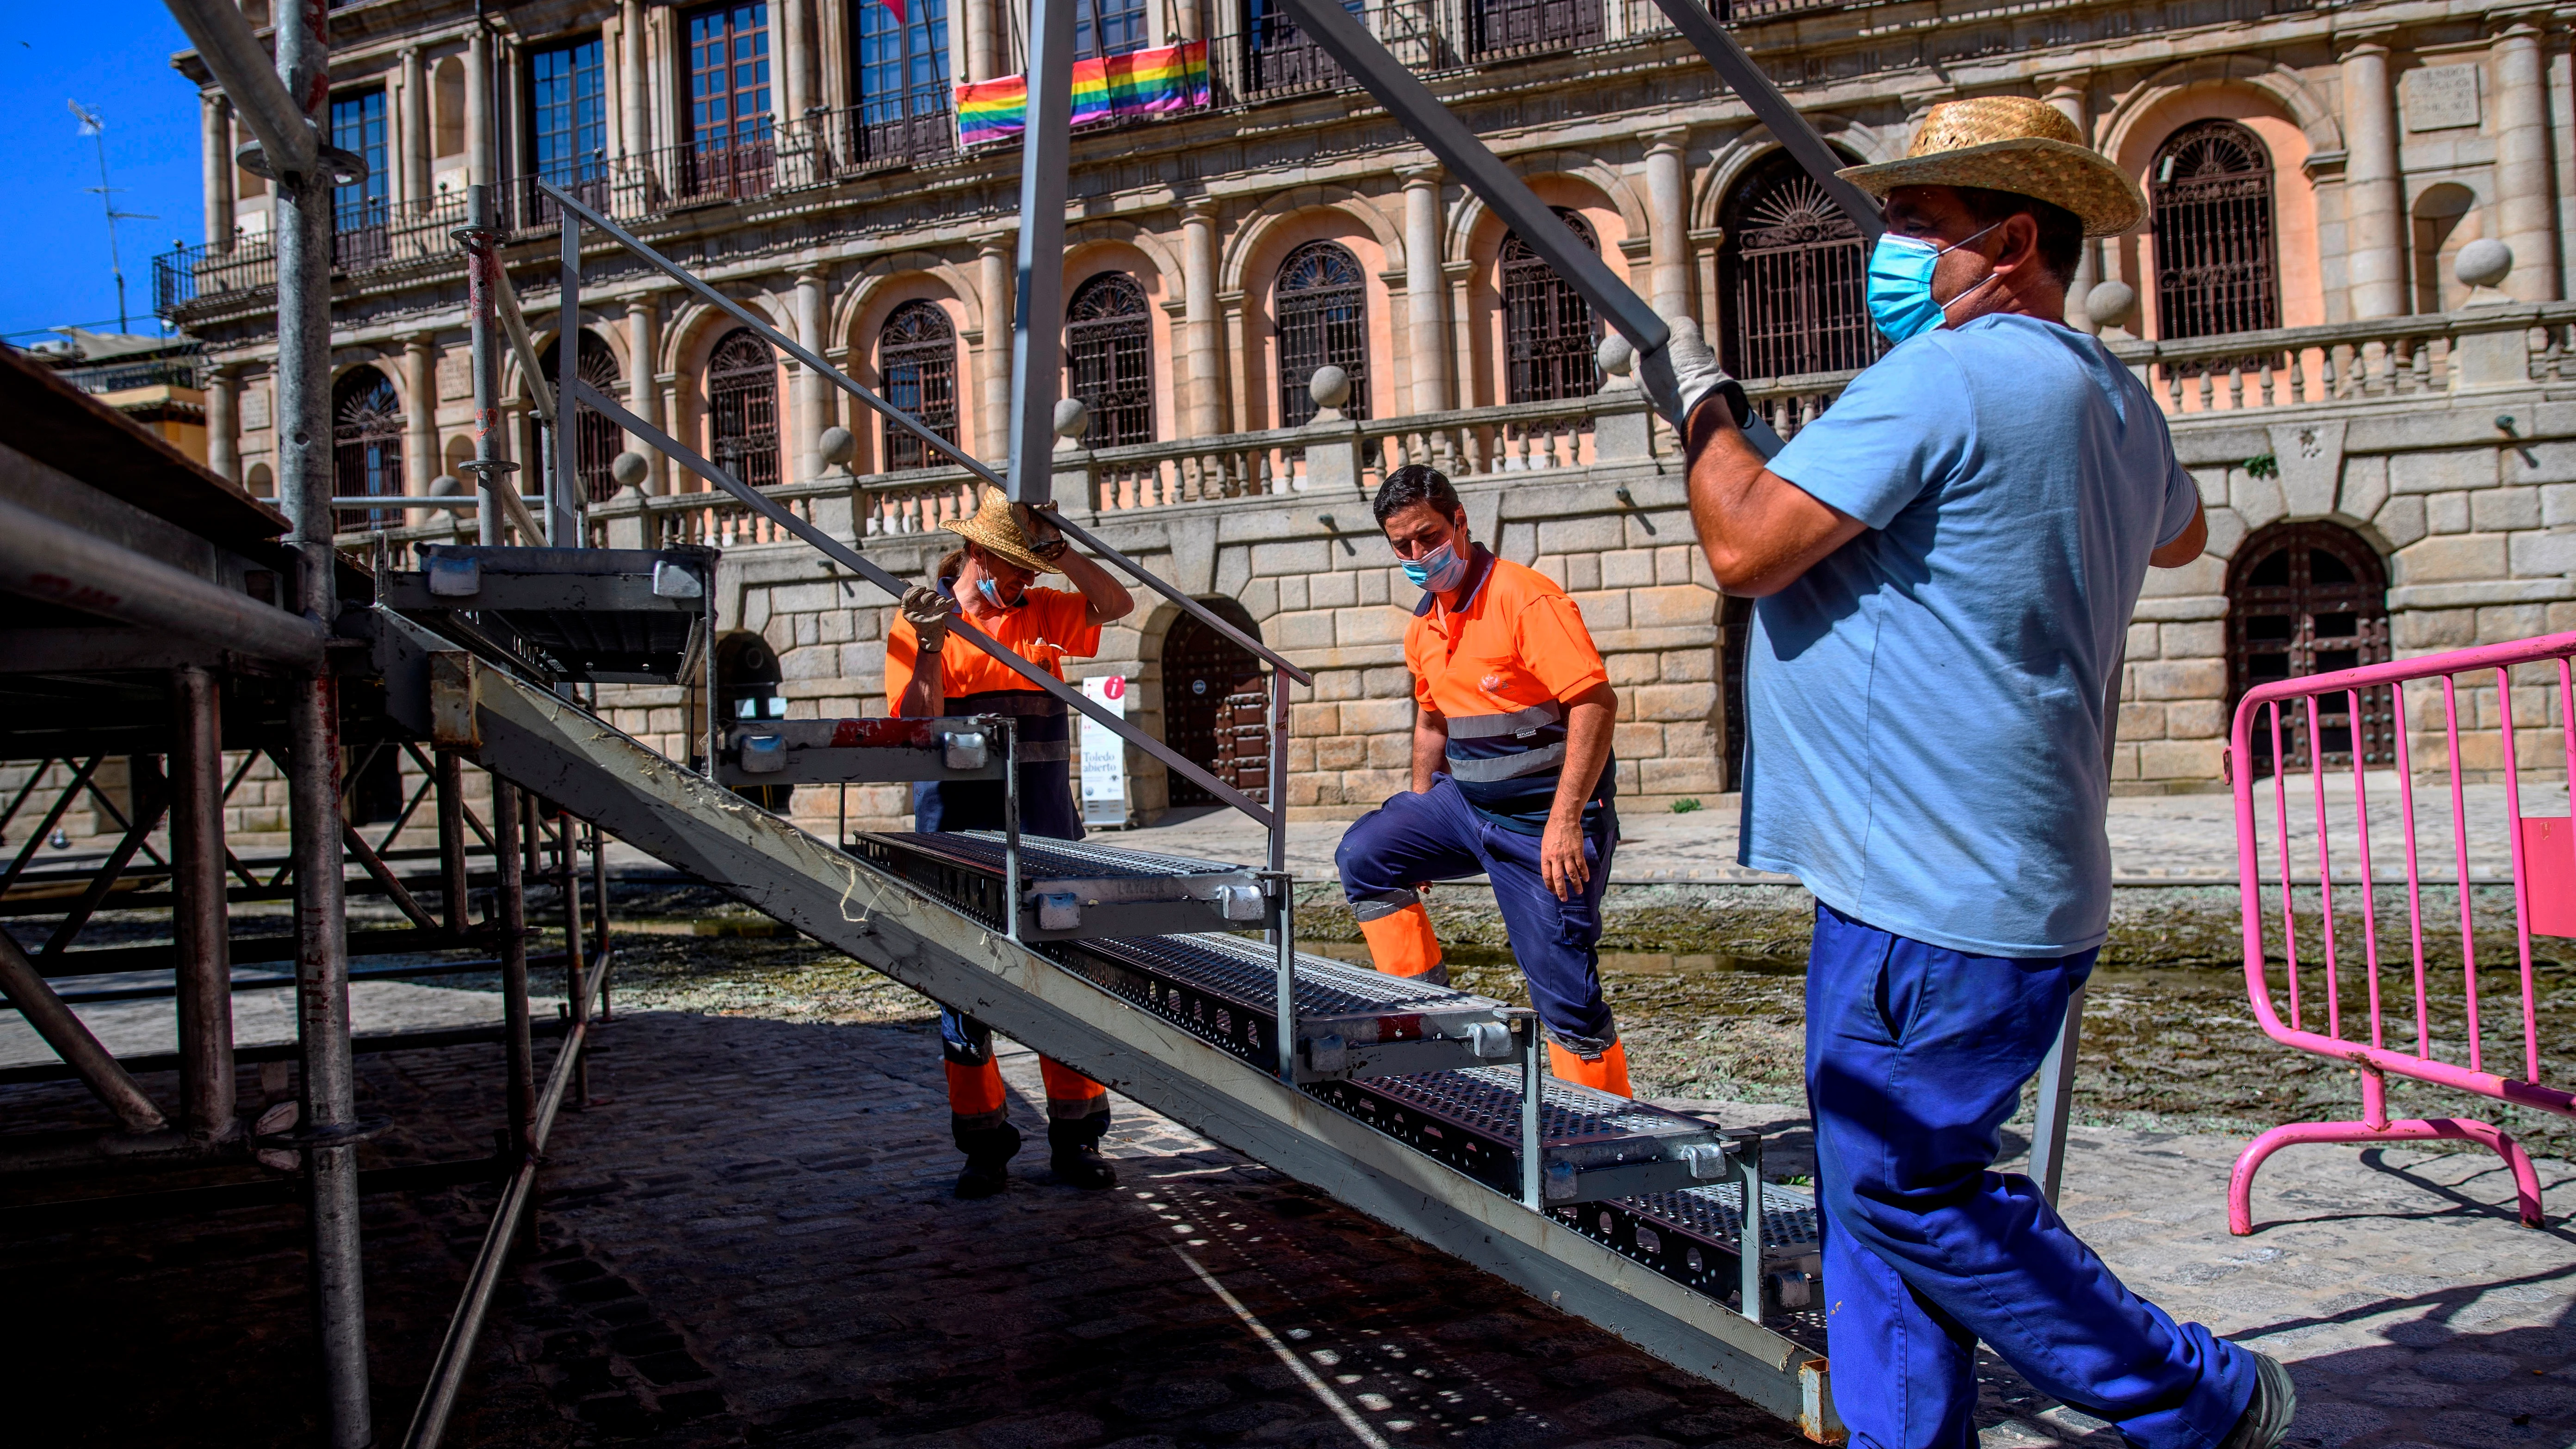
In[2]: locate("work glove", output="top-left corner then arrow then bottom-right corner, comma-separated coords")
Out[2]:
1013,502 -> 1070,565
900,584 -> 954,648
1624,318 -> 1746,433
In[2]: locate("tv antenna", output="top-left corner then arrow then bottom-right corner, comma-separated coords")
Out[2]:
69,100 -> 160,334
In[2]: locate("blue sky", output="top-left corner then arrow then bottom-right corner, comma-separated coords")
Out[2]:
0,0 -> 203,344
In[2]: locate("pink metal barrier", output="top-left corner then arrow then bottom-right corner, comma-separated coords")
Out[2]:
2229,630 -> 2576,1233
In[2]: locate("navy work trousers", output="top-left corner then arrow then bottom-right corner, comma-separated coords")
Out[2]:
1334,774 -> 1617,1049
1806,902 -> 2253,1448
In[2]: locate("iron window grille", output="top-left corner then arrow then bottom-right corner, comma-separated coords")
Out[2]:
332,367 -> 404,532
329,89 -> 390,272
1468,0 -> 1602,61
708,328 -> 782,489
1502,208 -> 1602,404
1276,241 -> 1370,427
2227,520 -> 2393,774
879,300 -> 960,471
2151,120 -> 2282,345
539,332 -> 626,502
1718,151 -> 1882,380
852,0 -> 954,168
1066,272 -> 1155,448
1243,0 -> 1356,97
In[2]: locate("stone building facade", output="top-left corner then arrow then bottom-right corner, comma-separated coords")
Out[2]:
159,0 -> 2576,834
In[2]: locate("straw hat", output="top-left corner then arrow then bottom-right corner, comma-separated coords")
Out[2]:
1838,96 -> 2147,239
942,487 -> 1063,575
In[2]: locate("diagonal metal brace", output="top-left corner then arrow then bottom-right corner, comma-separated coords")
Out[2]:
1638,0 -> 1882,242
568,378 -> 1274,824
1281,0 -> 1667,367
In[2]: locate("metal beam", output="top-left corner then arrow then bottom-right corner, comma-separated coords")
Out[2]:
170,665 -> 237,1140
1004,0 -> 1077,505
1279,0 -> 1667,360
160,0 -> 319,177
426,648 -> 1842,1439
0,495 -> 326,667
0,926 -> 168,1134
568,379 -> 1274,824
1635,0 -> 1882,242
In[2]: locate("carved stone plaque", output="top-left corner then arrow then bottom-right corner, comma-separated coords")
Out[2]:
2403,64 -> 2481,132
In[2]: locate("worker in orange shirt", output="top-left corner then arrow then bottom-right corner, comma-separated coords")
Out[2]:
887,487 -> 1136,1196
1333,464 -> 1631,1095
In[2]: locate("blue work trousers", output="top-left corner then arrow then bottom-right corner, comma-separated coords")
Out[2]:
1807,902 -> 2252,1448
1334,775 -> 1617,1049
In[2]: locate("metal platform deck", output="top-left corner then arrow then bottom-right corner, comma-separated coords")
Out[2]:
381,545 -> 714,684
854,830 -> 1269,940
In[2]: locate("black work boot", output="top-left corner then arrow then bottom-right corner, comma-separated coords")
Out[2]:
1046,1118 -> 1118,1189
953,1122 -> 1022,1199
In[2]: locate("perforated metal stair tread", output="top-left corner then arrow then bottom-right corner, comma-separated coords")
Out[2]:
851,831 -> 1265,941
382,545 -> 713,684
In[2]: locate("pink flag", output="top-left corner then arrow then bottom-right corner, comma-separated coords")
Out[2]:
878,0 -> 906,23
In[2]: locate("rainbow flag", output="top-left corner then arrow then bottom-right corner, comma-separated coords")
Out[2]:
955,41 -> 1209,149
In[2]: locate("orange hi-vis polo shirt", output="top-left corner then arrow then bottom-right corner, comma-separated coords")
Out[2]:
886,581 -> 1101,723
1406,545 -> 1613,831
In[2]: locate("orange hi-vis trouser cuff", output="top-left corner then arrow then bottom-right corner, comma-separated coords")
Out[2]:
1352,897 -> 1448,986
941,1006 -> 1110,1132
1548,1039 -> 1633,1098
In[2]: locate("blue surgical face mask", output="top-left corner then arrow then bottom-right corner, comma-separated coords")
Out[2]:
975,576 -> 1024,610
1400,539 -> 1471,595
1865,223 -> 2003,344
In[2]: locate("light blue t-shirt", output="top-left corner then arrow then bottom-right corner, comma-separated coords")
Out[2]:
1738,313 -> 2199,958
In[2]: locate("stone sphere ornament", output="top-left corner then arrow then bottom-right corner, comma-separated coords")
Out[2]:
2084,279 -> 2138,330
1053,397 -> 1090,440
1308,365 -> 1352,411
428,473 -> 465,496
817,426 -> 857,467
1595,334 -> 1635,377
2455,238 -> 2513,291
609,451 -> 650,489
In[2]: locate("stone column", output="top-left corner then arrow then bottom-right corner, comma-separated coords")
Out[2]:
2340,38 -> 2406,318
794,271 -> 828,483
967,0 -> 999,81
2493,21 -> 2562,302
401,47 -> 431,208
1182,199 -> 1225,438
1173,0 -> 1202,43
2045,82 -> 2099,331
780,0 -> 813,133
1402,167 -> 1449,414
466,25 -> 493,186
1446,265 -> 1478,409
403,335 -> 438,495
1643,131 -> 1691,318
206,366 -> 241,486
201,93 -> 234,252
622,0 -> 650,160
979,239 -> 1013,459
628,296 -> 666,492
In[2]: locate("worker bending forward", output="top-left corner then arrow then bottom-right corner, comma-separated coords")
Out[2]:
1335,465 -> 1631,1095
887,488 -> 1136,1197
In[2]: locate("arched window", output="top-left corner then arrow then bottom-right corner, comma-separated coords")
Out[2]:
331,367 -> 403,532
1719,150 -> 1882,380
1161,597 -> 1269,808
2228,521 -> 2391,774
2151,120 -> 2281,340
1275,241 -> 1369,427
879,300 -> 958,471
539,332 -> 625,502
707,328 -> 780,488
1501,209 -> 1601,403
1066,272 -> 1153,448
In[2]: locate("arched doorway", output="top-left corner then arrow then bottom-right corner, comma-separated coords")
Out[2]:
1066,272 -> 1154,447
2151,119 -> 2281,341
1160,599 -> 1269,808
707,328 -> 780,488
878,299 -> 959,471
1500,208 -> 1601,403
539,331 -> 624,502
1275,240 -> 1369,427
332,367 -> 404,532
1717,149 -> 1881,380
2227,521 -> 2391,773
716,631 -> 790,808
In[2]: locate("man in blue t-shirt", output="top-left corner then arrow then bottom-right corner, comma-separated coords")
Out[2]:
1634,97 -> 2292,1449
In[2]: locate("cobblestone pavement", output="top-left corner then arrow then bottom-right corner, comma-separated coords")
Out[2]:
11,985 -> 2571,1448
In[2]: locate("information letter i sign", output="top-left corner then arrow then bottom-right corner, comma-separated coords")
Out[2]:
1080,675 -> 1132,827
